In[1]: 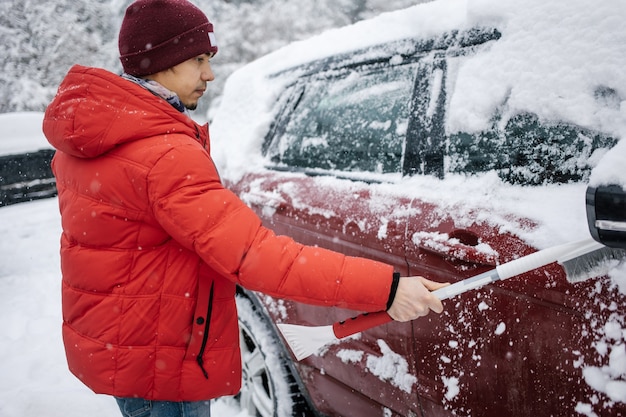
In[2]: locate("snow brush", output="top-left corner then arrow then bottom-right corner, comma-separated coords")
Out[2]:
278,237 -> 625,361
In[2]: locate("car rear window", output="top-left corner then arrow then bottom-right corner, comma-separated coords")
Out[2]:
447,112 -> 618,185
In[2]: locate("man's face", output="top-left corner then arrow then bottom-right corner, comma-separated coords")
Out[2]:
150,53 -> 215,110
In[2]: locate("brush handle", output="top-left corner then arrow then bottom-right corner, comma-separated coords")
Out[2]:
496,237 -> 601,279
330,238 -> 603,340
331,269 -> 500,339
332,311 -> 393,338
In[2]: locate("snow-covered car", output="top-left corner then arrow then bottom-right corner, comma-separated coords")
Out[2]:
0,112 -> 56,206
210,0 -> 626,416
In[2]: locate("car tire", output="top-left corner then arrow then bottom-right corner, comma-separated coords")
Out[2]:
236,294 -> 312,417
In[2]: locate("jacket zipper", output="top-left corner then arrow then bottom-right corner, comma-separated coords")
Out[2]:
196,281 -> 214,379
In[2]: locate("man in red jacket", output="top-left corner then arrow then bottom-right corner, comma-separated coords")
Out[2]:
43,0 -> 447,416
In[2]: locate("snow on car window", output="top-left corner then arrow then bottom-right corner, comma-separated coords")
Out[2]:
447,111 -> 618,185
270,64 -> 417,174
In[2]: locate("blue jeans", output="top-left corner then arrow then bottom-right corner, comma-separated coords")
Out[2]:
115,397 -> 211,417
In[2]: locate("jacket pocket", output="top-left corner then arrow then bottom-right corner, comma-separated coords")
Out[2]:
183,273 -> 215,380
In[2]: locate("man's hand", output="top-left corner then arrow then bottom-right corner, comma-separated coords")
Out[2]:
387,276 -> 449,322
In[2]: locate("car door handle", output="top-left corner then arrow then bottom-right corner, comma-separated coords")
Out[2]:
412,229 -> 498,266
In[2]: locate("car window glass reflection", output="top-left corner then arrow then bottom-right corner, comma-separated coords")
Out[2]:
272,64 -> 418,174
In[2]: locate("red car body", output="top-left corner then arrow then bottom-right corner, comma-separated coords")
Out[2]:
213,4 -> 626,416
228,170 -> 624,417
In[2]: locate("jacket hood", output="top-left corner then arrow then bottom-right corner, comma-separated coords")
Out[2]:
43,65 -> 203,158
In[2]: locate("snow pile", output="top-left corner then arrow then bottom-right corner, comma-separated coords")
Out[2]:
336,340 -> 417,393
441,375 -> 460,401
336,349 -> 364,364
590,139 -> 626,189
583,347 -> 626,404
0,112 -> 51,155
366,340 -> 417,393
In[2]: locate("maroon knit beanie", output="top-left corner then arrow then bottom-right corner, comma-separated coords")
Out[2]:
118,0 -> 218,76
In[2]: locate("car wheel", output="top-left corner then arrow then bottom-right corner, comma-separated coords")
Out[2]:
236,294 -> 311,417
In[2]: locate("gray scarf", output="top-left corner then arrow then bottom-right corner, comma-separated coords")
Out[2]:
121,73 -> 188,115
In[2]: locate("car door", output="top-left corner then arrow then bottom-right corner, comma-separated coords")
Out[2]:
230,60 -> 427,416
400,50 -> 624,416
233,172 -> 422,416
230,31 -> 513,417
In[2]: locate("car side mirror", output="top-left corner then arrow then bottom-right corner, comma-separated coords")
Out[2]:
586,184 -> 626,249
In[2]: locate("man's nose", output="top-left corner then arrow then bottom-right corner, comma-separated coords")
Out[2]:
202,62 -> 215,82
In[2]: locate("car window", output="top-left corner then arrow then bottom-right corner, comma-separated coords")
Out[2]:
268,63 -> 419,175
447,112 -> 618,185
264,33 -> 617,186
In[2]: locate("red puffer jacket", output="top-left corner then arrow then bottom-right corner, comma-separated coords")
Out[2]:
42,65 -> 395,401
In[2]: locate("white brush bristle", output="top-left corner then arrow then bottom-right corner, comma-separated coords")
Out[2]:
561,246 -> 626,283
277,323 -> 337,361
